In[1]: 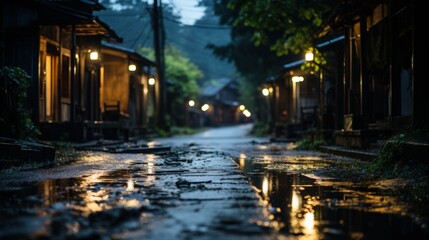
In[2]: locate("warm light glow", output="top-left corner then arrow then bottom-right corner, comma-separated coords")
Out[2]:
303,212 -> 315,235
305,51 -> 314,61
239,105 -> 245,111
262,177 -> 269,197
262,88 -> 269,96
89,51 -> 99,60
243,109 -> 251,117
128,64 -> 137,72
201,103 -> 210,112
292,76 -> 304,82
148,77 -> 156,85
146,154 -> 156,183
239,153 -> 246,168
291,189 -> 302,212
188,100 -> 195,107
126,179 -> 135,191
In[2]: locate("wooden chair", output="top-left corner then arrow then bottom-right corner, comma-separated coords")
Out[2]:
103,101 -> 120,121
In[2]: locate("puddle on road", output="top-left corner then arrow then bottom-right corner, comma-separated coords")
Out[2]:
234,152 -> 429,239
0,154 -> 170,239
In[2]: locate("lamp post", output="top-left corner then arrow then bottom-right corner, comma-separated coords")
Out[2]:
305,50 -> 325,131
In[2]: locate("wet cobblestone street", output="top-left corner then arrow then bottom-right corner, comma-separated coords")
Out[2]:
1,124 -> 428,239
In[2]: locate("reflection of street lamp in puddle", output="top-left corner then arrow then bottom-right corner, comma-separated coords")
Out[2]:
303,212 -> 315,235
126,179 -> 135,191
146,155 -> 156,183
239,153 -> 246,168
290,187 -> 318,237
291,189 -> 302,212
262,176 -> 269,198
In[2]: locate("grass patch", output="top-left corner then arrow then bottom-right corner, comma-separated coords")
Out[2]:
250,122 -> 269,137
170,126 -> 199,136
367,129 -> 429,178
295,137 -> 327,150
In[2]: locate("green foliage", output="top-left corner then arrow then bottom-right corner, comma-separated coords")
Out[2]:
250,122 -> 270,137
296,137 -> 327,150
139,46 -> 202,104
0,66 -> 40,140
368,130 -> 427,177
301,47 -> 327,72
211,0 -> 299,116
97,0 -> 235,82
227,0 -> 335,56
170,126 -> 198,136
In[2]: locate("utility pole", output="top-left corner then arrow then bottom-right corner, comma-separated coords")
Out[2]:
152,0 -> 167,131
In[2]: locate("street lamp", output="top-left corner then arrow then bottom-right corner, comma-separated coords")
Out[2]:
148,76 -> 156,86
128,64 -> 137,72
188,100 -> 195,107
201,103 -> 210,112
305,50 -> 314,62
262,88 -> 270,96
89,51 -> 99,60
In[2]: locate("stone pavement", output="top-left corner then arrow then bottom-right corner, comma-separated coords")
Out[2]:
0,143 -> 279,239
128,146 -> 278,240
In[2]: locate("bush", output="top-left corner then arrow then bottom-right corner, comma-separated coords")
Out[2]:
250,122 -> 269,136
368,129 -> 426,177
0,66 -> 39,140
296,137 -> 327,150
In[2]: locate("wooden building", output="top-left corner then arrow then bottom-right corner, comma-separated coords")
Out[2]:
269,35 -> 344,139
199,78 -> 243,126
332,0 -> 420,148
0,0 -> 156,141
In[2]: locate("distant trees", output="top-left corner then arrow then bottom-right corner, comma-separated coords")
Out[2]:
209,0 -> 336,113
139,45 -> 202,126
226,0 -> 335,56
97,0 -> 234,83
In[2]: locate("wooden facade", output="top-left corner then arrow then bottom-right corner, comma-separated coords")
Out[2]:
100,42 -> 156,136
334,0 -> 419,148
0,0 -> 156,141
269,35 -> 344,139
199,78 -> 243,126
267,0 -> 422,148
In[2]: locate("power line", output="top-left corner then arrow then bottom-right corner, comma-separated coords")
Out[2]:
162,16 -> 230,29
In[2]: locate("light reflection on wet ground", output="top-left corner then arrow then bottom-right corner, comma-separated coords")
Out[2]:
233,143 -> 429,239
1,124 -> 429,239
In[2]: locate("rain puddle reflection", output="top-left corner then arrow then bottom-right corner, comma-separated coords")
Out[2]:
0,153 -> 167,239
235,152 -> 429,239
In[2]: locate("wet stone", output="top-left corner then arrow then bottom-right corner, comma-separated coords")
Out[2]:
0,147 -> 276,239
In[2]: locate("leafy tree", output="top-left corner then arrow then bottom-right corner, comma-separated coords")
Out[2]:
171,0 -> 235,83
227,0 -> 335,56
97,0 -> 234,83
209,0 -> 293,113
139,45 -> 202,103
0,66 -> 40,140
139,45 -> 202,126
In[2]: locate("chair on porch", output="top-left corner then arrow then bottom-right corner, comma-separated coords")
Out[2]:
101,101 -> 121,139
103,101 -> 120,121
